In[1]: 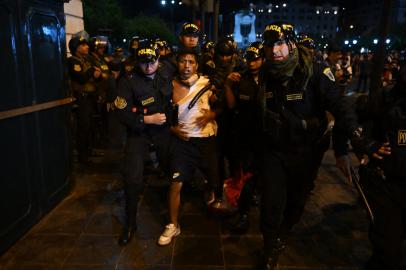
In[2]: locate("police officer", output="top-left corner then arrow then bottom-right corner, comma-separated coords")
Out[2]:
114,40 -> 173,245
67,36 -> 102,164
123,36 -> 140,76
257,22 -> 359,269
89,36 -> 112,147
179,22 -> 200,51
155,38 -> 177,77
351,66 -> 406,270
224,42 -> 264,231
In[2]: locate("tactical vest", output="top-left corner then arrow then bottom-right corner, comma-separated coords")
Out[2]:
70,55 -> 96,93
259,69 -> 309,147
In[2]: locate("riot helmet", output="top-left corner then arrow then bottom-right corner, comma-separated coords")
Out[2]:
244,42 -> 265,62
68,36 -> 88,55
297,33 -> 315,50
129,36 -> 140,55
137,39 -> 160,63
89,36 -> 109,53
202,41 -> 215,54
215,37 -> 236,56
262,22 -> 296,47
180,22 -> 200,37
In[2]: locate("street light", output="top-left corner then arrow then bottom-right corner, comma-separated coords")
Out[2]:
353,39 -> 358,45
161,0 -> 166,5
350,25 -> 354,29
386,38 -> 391,44
344,40 -> 349,45
373,39 -> 378,44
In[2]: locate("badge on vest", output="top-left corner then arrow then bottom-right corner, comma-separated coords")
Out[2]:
323,67 -> 335,82
125,65 -> 133,72
101,65 -> 109,71
239,94 -> 250,101
114,96 -> 127,109
141,97 -> 155,106
74,64 -> 82,72
398,130 -> 406,145
286,93 -> 303,101
265,92 -> 273,99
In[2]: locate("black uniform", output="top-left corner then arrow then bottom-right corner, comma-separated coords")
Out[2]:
229,70 -> 261,215
115,67 -> 172,231
355,79 -> 406,270
258,48 -> 358,257
67,54 -> 99,163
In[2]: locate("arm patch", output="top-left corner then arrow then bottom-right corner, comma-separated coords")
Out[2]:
323,67 -> 335,82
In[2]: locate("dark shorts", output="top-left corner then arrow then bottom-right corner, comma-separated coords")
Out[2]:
169,136 -> 219,188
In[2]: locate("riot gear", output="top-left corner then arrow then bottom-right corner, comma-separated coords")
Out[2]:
202,41 -> 215,54
297,34 -> 315,50
129,36 -> 140,55
68,36 -> 88,55
215,37 -> 236,56
89,36 -> 109,53
262,22 -> 296,47
180,22 -> 200,37
137,40 -> 160,63
244,42 -> 265,62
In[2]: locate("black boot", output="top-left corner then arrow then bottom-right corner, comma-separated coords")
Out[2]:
118,224 -> 137,246
259,249 -> 280,270
118,184 -> 140,246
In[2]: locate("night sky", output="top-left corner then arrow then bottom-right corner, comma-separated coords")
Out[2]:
118,0 -> 354,16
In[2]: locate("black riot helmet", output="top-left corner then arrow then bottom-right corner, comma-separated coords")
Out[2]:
262,22 -> 296,47
89,36 -> 109,52
68,36 -> 88,55
202,41 -> 215,53
155,38 -> 169,50
136,39 -> 160,63
297,33 -> 316,50
215,37 -> 237,56
180,22 -> 200,37
244,42 -> 265,61
129,36 -> 140,55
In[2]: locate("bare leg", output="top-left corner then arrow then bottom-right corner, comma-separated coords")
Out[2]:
169,181 -> 183,226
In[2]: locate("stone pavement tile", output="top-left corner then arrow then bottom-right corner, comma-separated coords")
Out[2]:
136,212 -> 168,239
61,263 -> 113,270
174,267 -> 224,270
33,210 -> 91,235
55,194 -> 101,215
173,236 -> 223,267
118,238 -> 172,266
180,214 -> 221,236
220,212 -> 261,237
3,263 -> 61,270
64,235 -> 122,266
3,233 -> 76,266
117,265 -> 171,270
83,212 -> 122,235
222,235 -> 262,267
139,186 -> 168,215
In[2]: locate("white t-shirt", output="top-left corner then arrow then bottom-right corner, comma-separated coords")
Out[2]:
176,76 -> 217,138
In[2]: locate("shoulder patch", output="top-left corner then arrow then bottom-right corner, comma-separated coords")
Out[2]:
206,60 -> 215,69
74,64 -> 82,72
323,67 -> 335,82
398,130 -> 406,145
114,96 -> 127,110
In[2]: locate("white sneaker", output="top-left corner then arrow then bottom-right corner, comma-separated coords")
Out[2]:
158,223 -> 181,246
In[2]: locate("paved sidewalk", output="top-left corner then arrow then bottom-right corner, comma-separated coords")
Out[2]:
0,150 -> 385,270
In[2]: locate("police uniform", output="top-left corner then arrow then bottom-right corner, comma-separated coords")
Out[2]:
67,53 -> 99,163
230,69 -> 261,220
354,77 -> 406,270
114,42 -> 172,245
257,23 -> 358,269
